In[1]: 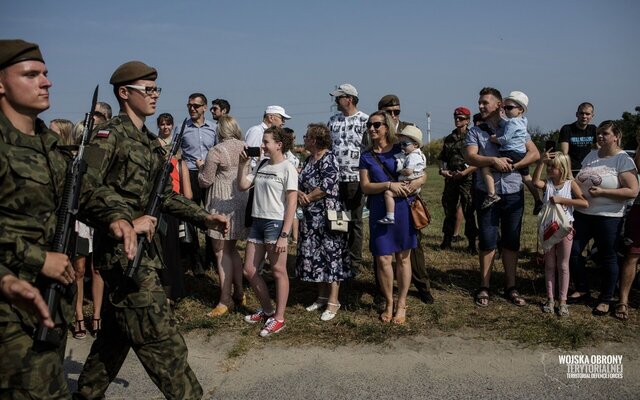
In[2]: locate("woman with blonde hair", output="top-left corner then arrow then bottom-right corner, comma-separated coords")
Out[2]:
49,118 -> 74,145
358,111 -> 424,324
198,115 -> 249,317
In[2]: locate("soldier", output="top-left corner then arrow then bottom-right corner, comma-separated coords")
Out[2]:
0,39 -> 137,399
376,94 -> 434,304
438,107 -> 478,253
73,61 -> 228,400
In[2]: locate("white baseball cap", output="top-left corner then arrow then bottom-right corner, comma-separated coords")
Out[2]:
264,105 -> 291,119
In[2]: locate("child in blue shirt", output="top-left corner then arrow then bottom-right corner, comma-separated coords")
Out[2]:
481,91 -> 542,212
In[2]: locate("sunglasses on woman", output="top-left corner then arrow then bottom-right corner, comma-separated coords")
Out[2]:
366,121 -> 385,129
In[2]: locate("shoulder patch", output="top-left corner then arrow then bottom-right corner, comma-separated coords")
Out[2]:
96,130 -> 110,138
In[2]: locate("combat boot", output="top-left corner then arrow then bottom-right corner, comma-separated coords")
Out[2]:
440,237 -> 452,250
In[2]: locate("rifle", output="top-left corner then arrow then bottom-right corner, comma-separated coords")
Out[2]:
124,118 -> 188,279
34,85 -> 99,348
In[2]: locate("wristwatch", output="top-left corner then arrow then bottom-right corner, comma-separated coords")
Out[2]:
279,231 -> 289,239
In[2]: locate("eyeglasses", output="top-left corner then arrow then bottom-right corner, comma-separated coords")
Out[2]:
366,121 -> 385,130
399,141 -> 415,147
503,105 -> 520,111
385,109 -> 401,116
187,103 -> 205,109
125,85 -> 162,96
454,116 -> 468,121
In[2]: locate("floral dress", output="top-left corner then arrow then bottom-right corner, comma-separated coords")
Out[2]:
295,151 -> 352,282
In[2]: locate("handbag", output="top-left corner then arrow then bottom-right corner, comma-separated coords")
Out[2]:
370,151 -> 430,230
244,159 -> 269,228
409,194 -> 431,230
537,202 -> 572,251
327,209 -> 351,233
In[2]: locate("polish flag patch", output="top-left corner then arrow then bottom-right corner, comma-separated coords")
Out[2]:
96,130 -> 110,138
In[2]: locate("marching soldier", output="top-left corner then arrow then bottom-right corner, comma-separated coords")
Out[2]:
438,107 -> 478,253
73,61 -> 228,400
0,39 -> 136,399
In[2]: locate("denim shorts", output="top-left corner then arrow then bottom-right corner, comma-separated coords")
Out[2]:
248,218 -> 283,245
474,190 -> 524,251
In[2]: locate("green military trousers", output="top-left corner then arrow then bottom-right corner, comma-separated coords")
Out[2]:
73,267 -> 202,400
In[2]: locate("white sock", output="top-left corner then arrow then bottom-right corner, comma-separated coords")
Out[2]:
387,213 -> 394,220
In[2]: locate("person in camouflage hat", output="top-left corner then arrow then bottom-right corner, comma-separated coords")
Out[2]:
375,94 -> 434,305
437,107 -> 478,253
0,39 -> 137,399
73,60 -> 229,400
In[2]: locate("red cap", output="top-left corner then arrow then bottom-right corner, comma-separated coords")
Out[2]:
454,107 -> 471,116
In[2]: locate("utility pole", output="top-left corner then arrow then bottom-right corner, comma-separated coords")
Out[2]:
426,112 -> 431,145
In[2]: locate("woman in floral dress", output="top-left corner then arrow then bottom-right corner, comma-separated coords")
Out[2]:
296,123 -> 351,321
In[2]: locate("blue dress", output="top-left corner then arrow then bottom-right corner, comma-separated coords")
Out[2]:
296,151 -> 352,282
359,144 -> 417,256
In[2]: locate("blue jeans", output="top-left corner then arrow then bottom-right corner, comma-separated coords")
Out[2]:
474,190 -> 524,251
570,212 -> 623,301
248,218 -> 283,245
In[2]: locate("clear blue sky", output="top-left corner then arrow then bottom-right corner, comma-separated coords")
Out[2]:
2,0 -> 639,142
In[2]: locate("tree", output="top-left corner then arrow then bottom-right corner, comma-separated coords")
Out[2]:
422,139 -> 443,165
614,109 -> 640,150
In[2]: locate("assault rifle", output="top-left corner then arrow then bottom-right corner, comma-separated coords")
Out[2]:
124,118 -> 187,279
34,85 -> 99,348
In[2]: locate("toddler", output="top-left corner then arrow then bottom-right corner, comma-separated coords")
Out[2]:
378,125 -> 426,224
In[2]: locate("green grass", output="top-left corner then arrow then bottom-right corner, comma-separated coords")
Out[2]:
171,165 -> 640,354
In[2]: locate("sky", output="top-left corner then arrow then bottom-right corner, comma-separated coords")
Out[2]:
2,0 -> 639,143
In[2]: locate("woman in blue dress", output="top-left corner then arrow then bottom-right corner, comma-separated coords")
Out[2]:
359,111 -> 422,324
296,124 -> 351,321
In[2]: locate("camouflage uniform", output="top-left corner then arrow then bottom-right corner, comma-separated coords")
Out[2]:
438,129 -> 477,244
0,112 -> 73,399
74,114 -> 207,400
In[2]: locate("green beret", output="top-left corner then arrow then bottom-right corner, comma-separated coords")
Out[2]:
109,61 -> 157,85
378,94 -> 400,110
0,39 -> 44,70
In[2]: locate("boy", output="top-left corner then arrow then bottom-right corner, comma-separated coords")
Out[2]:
481,90 -> 542,211
379,125 -> 426,224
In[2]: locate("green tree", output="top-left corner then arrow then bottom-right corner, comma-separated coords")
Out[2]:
422,139 -> 443,165
614,109 -> 640,150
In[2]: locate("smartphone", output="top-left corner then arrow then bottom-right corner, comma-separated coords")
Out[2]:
246,147 -> 261,157
545,140 -> 555,152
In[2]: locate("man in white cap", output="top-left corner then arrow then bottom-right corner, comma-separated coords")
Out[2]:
245,105 -> 291,166
327,83 -> 369,304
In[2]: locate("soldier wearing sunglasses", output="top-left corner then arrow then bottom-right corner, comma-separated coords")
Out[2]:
375,94 -> 435,305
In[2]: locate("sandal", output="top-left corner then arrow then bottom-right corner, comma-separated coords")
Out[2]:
73,320 -> 87,340
91,318 -> 102,338
305,297 -> 328,312
392,306 -> 407,325
474,287 -> 490,307
379,308 -> 393,323
592,302 -> 610,316
614,303 -> 629,321
505,287 -> 526,307
558,304 -> 570,317
542,299 -> 554,313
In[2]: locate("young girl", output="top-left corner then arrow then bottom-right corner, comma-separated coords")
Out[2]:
237,126 -> 298,337
532,151 -> 588,316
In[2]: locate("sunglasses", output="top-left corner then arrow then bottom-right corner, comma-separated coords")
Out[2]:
187,103 -> 205,109
125,85 -> 162,96
503,105 -> 520,111
454,116 -> 468,121
366,121 -> 385,130
386,109 -> 401,116
399,140 -> 415,147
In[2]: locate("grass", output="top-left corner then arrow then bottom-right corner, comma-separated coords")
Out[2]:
170,165 -> 640,354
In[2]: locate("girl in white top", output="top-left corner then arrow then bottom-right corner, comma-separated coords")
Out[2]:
237,126 -> 298,337
532,152 -> 588,317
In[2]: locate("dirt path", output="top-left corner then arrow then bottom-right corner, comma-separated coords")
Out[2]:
64,331 -> 639,399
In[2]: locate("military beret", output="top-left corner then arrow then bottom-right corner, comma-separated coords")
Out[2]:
454,107 -> 471,116
0,39 -> 44,70
378,94 -> 400,110
109,61 -> 157,85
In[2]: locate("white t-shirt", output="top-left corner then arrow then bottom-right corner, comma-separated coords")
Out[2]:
575,149 -> 636,217
395,148 -> 426,181
247,159 -> 298,220
543,179 -> 575,223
